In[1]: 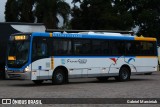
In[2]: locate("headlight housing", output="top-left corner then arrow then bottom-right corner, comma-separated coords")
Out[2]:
24,66 -> 30,72
5,66 -> 7,71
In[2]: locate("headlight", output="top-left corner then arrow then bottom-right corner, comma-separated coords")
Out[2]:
5,66 -> 7,71
24,66 -> 30,72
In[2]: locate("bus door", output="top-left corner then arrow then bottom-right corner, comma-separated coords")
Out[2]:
31,37 -> 49,80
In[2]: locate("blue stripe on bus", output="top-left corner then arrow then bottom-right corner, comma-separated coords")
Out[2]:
32,32 -> 50,37
53,56 -> 136,58
52,33 -> 135,40
81,34 -> 134,40
32,32 -> 135,40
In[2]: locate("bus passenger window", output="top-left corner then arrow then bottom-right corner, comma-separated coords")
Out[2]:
53,39 -> 72,56
73,40 -> 91,55
92,40 -> 109,55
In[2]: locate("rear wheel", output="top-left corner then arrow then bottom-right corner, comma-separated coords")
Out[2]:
32,80 -> 43,85
52,69 -> 66,85
97,77 -> 109,82
115,67 -> 130,81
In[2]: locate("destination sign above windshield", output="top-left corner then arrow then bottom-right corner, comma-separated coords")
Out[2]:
10,35 -> 29,41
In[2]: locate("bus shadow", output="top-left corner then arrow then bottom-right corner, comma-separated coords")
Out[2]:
69,78 -> 153,84
9,78 -> 154,87
9,82 -> 53,87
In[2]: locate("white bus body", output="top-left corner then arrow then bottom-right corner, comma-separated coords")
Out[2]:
6,32 -> 158,84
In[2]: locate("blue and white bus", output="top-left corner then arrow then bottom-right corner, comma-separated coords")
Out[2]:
5,32 -> 158,84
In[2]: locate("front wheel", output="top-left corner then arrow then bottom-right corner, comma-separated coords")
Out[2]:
52,69 -> 66,85
115,67 -> 130,82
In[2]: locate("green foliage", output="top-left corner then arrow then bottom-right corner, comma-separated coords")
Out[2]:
131,0 -> 160,39
71,0 -> 160,39
5,0 -> 70,29
35,0 -> 57,28
5,0 -> 35,23
5,0 -> 160,38
18,0 -> 35,22
34,0 -> 70,29
5,0 -> 19,22
71,0 -> 134,30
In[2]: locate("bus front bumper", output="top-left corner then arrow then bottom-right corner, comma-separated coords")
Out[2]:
6,71 -> 31,80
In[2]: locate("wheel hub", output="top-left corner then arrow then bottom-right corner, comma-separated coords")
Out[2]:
56,73 -> 63,81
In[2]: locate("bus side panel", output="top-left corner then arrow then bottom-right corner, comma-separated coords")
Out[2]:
135,57 -> 158,72
53,57 -> 125,78
30,57 -> 157,80
126,57 -> 158,73
31,58 -> 51,80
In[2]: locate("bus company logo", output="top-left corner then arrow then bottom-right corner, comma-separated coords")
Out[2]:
61,59 -> 66,64
78,59 -> 87,64
67,59 -> 87,64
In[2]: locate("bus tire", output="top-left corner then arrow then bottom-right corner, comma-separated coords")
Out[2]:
115,67 -> 130,82
97,77 -> 109,82
32,80 -> 43,85
52,69 -> 65,85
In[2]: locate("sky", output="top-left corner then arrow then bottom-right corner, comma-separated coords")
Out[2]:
0,0 -> 73,23
0,0 -> 6,22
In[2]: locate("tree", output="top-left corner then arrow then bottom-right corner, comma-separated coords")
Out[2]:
71,0 -> 134,30
5,0 -> 19,22
71,0 -> 160,40
17,0 -> 35,22
131,0 -> 160,39
5,0 -> 35,23
5,0 -> 70,29
35,0 -> 70,29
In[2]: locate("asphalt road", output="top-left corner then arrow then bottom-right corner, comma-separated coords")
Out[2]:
0,71 -> 160,107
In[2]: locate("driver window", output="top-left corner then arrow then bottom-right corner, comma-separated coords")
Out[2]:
32,37 -> 48,61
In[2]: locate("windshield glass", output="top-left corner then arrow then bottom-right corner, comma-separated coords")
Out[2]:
7,40 -> 30,68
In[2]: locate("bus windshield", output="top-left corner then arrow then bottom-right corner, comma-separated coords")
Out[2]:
7,38 -> 30,68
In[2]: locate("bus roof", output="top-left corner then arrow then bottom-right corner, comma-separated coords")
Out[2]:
31,32 -> 156,41
46,29 -> 134,35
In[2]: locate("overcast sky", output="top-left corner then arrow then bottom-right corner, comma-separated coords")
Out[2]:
0,0 -> 6,22
0,0 -> 73,22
